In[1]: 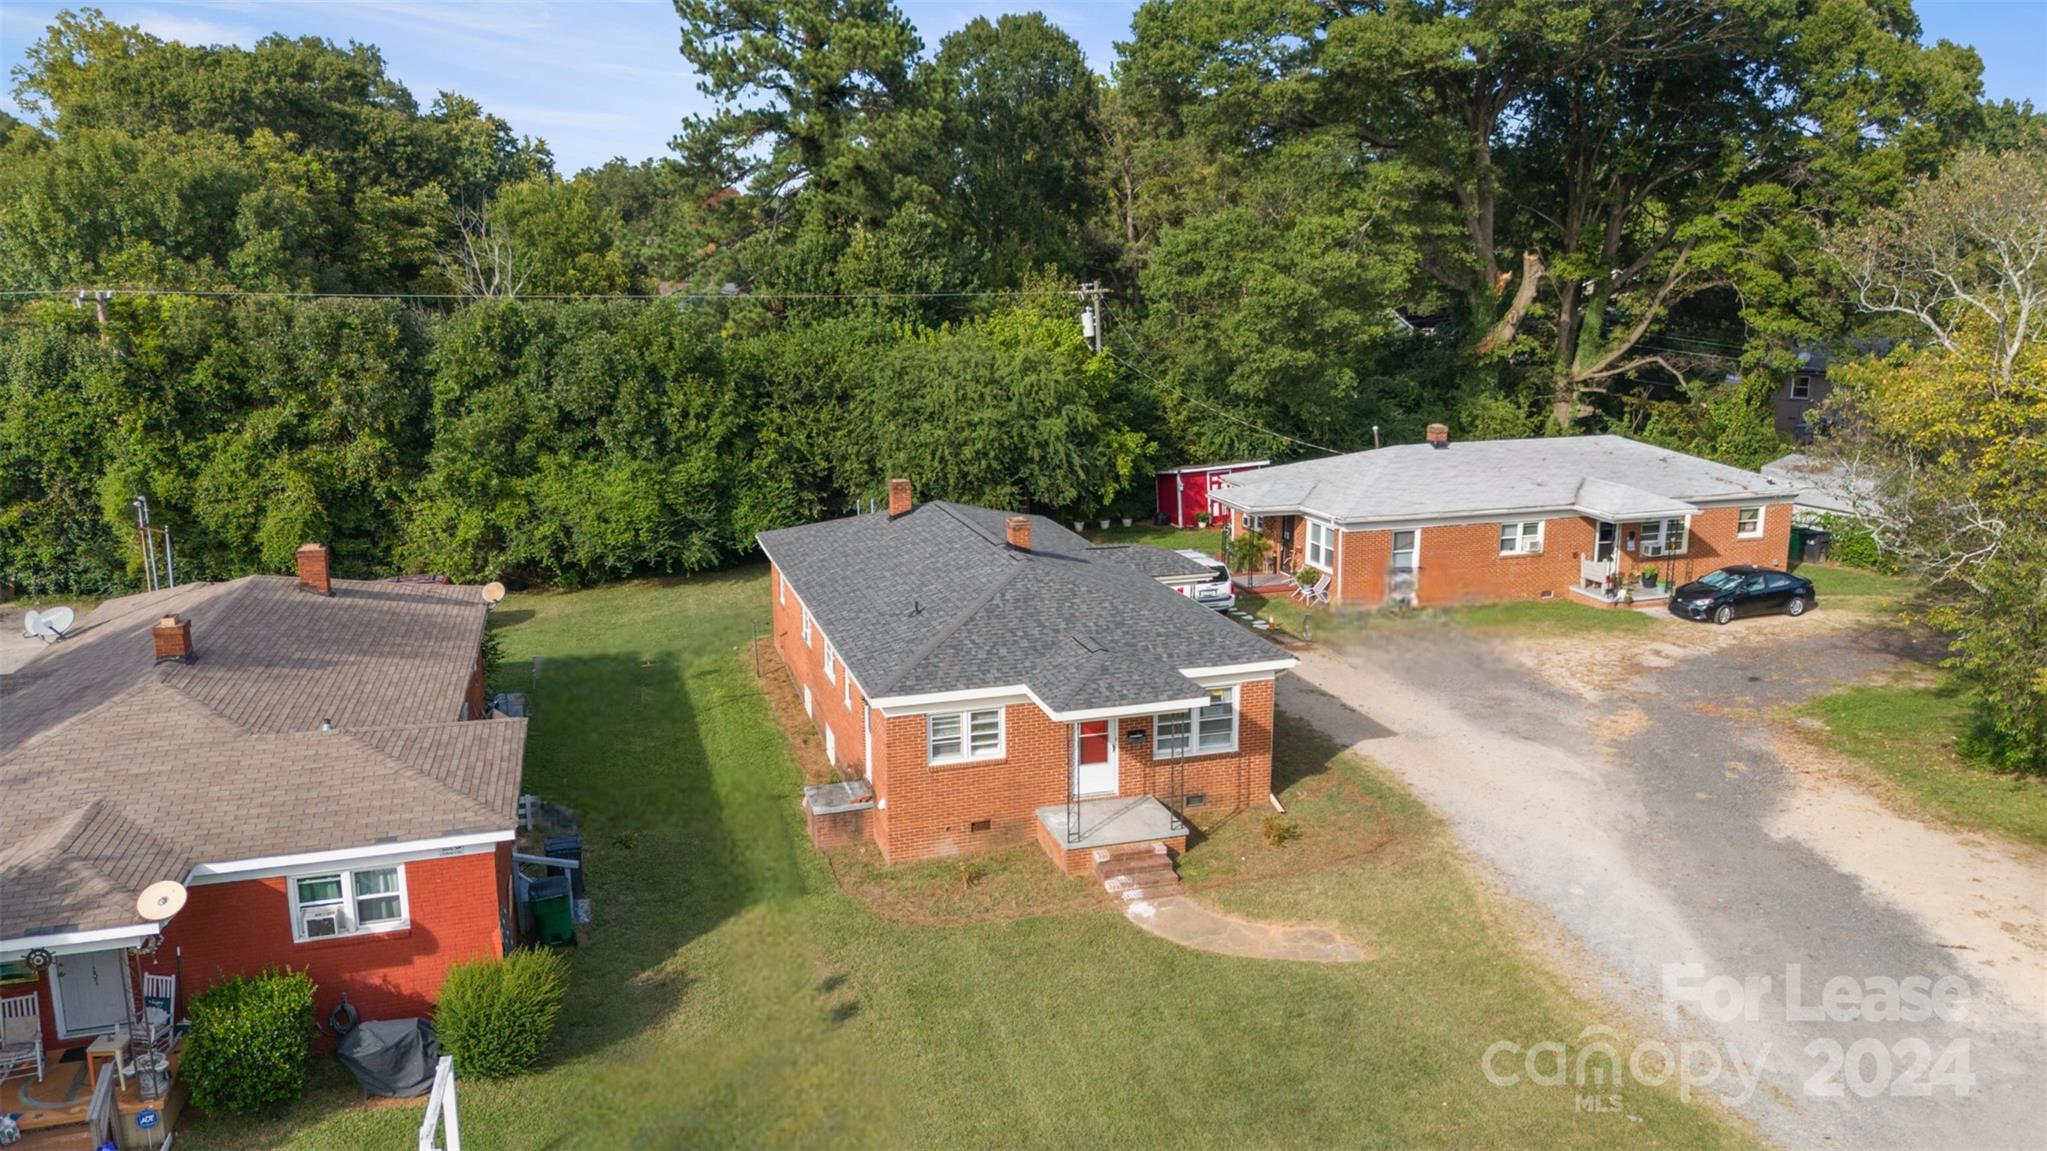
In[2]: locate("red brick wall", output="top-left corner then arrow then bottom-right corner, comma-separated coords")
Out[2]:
26,849 -> 506,1050
770,561 -> 868,777
872,680 -> 1276,864
1326,501 -> 1798,606
154,850 -> 506,1037
464,655 -> 487,718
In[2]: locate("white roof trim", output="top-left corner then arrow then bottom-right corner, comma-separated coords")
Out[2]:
1157,460 -> 1271,476
871,658 -> 1290,719
0,923 -> 160,961
184,830 -> 512,885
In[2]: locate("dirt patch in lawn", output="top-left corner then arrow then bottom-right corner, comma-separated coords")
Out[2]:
752,637 -> 839,787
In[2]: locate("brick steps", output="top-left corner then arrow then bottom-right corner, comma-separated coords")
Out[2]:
1093,842 -> 1181,902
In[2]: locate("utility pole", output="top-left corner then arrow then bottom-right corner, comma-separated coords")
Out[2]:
132,496 -> 157,592
75,290 -> 112,342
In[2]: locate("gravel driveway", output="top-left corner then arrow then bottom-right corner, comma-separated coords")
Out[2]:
1284,610 -> 2047,1150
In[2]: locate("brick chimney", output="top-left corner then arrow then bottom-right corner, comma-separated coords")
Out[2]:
1005,515 -> 1032,551
1426,423 -> 1450,449
887,478 -> 913,519
152,615 -> 192,662
295,542 -> 332,595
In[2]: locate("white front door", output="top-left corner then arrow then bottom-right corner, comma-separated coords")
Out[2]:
53,949 -> 129,1037
1072,720 -> 1118,797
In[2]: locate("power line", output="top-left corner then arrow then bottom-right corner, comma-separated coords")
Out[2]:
1102,337 -> 1344,457
0,285 -> 1085,303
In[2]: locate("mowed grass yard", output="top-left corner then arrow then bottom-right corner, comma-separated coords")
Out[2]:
187,567 -> 1752,1149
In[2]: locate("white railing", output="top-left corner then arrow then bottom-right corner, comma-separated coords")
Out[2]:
419,1056 -> 462,1151
1580,556 -> 1616,585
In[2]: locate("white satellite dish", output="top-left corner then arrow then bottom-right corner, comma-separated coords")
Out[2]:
23,605 -> 73,642
481,581 -> 506,605
136,879 -> 188,922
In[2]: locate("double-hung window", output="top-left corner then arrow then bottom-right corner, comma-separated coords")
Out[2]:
1156,686 -> 1238,758
1498,521 -> 1544,555
1639,517 -> 1690,557
1390,530 -> 1418,572
801,608 -> 813,647
928,708 -> 1003,764
1304,519 -> 1335,571
1736,506 -> 1764,539
822,637 -> 837,683
291,866 -> 407,942
1791,375 -> 1811,400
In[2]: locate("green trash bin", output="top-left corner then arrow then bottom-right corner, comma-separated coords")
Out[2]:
1789,525 -> 1811,566
528,875 -> 575,946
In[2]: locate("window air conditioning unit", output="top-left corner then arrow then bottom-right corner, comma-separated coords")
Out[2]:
300,908 -> 342,939
1642,543 -> 1668,558
1519,539 -> 1543,554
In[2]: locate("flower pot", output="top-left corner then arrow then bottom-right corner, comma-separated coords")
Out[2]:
1099,519 -> 1111,530
1121,517 -> 1132,528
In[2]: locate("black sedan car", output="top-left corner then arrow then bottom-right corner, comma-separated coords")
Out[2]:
1667,565 -> 1816,624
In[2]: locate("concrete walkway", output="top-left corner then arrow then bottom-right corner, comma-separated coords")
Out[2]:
1125,897 -> 1367,963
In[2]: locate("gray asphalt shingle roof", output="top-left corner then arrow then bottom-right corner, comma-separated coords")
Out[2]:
0,576 -> 523,942
757,502 -> 1288,715
1215,435 -> 1797,524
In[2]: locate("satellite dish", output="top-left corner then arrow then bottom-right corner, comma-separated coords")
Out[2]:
481,581 -> 506,605
23,606 -> 73,641
136,880 -> 188,922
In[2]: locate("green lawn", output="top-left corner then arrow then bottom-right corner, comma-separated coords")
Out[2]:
1800,681 -> 2047,850
1795,562 -> 1914,604
1076,520 -> 1229,555
187,567 -> 1751,1149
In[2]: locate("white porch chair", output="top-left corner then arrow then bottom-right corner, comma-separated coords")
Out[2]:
1303,572 -> 1332,607
0,992 -> 44,1085
141,971 -> 178,1057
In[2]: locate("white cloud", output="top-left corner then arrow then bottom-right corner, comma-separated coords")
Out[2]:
128,8 -> 258,47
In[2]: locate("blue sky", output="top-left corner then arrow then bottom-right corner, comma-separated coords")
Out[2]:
2,0 -> 2042,174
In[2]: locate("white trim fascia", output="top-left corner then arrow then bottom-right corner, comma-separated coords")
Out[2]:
185,830 -> 511,885
1230,493 -> 1793,531
1157,460 -> 1270,476
1046,696 -> 1211,723
871,685 -> 1037,714
0,924 -> 160,961
1178,659 -> 1296,678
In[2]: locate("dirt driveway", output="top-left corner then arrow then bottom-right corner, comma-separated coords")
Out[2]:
1284,608 -> 2047,1150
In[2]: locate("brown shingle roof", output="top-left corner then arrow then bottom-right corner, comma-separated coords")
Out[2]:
0,576 -> 524,941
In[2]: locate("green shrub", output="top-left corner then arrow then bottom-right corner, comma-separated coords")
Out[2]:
182,968 -> 316,1114
434,948 -> 571,1079
1817,515 -> 1897,573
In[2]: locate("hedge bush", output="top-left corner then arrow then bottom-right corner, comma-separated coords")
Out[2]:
182,967 -> 316,1114
434,948 -> 571,1079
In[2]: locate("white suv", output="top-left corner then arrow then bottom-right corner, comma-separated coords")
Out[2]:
1174,549 -> 1237,612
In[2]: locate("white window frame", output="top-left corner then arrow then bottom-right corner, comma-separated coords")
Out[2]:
1639,517 -> 1690,557
1791,375 -> 1811,400
777,569 -> 785,605
844,674 -> 852,711
803,683 -> 813,717
801,607 -> 813,647
1736,506 -> 1765,539
822,637 -> 837,683
1303,518 -> 1335,571
1390,529 -> 1419,572
1497,521 -> 1544,555
825,725 -> 837,765
927,707 -> 1004,765
287,864 -> 409,943
1155,686 -> 1238,759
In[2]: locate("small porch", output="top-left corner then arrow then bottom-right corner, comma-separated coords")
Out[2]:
0,1041 -> 183,1151
1571,554 -> 1673,607
1034,797 -> 1188,876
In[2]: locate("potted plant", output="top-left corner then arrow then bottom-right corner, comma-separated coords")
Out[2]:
1295,567 -> 1320,588
1196,513 -> 1211,528
1225,529 -> 1271,575
1639,565 -> 1660,590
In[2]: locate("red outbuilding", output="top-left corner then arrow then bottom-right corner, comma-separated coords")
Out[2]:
1153,461 -> 1269,528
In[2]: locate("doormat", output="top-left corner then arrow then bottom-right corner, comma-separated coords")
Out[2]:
56,1046 -> 85,1064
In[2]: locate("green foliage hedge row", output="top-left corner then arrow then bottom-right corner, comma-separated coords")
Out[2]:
181,967 -> 316,1114
434,948 -> 571,1079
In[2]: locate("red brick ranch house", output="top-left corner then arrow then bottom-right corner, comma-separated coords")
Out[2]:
759,482 -> 1297,874
0,546 -> 522,1070
1211,430 -> 1799,608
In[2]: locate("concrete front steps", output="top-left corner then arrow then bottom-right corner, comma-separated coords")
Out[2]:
1094,842 -> 1181,902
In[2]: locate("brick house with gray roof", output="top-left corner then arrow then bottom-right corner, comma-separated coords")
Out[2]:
758,481 -> 1296,874
0,545 -> 522,1069
1212,430 -> 1800,608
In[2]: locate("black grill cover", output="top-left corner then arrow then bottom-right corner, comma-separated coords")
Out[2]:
335,1017 -> 440,1097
